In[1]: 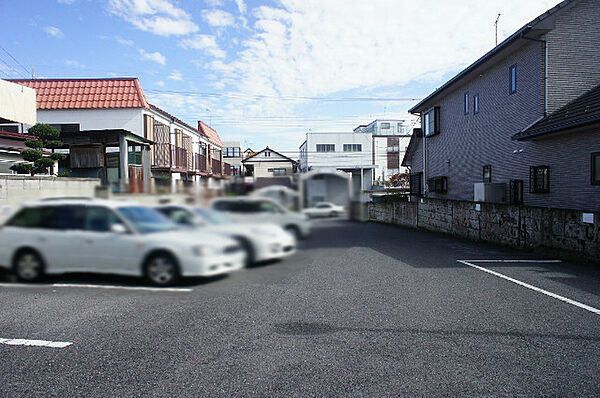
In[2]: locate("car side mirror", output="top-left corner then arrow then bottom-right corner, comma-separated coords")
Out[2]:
110,223 -> 128,234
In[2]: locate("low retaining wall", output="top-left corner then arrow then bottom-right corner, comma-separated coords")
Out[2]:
369,198 -> 599,263
0,175 -> 100,222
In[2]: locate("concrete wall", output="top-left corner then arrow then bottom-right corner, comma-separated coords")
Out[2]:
368,198 -> 599,263
303,131 -> 372,169
0,175 -> 101,223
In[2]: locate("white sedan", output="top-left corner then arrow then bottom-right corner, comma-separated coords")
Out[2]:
155,205 -> 296,266
301,202 -> 346,218
0,199 -> 245,286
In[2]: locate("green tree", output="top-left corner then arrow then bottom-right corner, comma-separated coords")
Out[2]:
10,123 -> 66,176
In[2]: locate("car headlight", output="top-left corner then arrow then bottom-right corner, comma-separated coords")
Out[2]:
192,245 -> 220,256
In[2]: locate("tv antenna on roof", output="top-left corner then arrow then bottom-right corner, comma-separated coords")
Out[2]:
495,13 -> 501,47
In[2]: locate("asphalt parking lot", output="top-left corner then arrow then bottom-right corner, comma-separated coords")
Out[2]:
1,219 -> 599,397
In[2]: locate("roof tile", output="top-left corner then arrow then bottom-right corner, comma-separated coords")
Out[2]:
7,78 -> 150,110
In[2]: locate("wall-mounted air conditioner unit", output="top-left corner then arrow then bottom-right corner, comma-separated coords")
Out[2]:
474,183 -> 506,203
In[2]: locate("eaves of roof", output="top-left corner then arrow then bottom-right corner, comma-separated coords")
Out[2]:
408,0 -> 575,114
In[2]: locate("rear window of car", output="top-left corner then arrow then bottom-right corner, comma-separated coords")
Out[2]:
214,201 -> 262,213
5,205 -> 86,230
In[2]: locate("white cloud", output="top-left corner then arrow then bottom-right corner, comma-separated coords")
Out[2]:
108,0 -> 199,36
43,26 -> 64,38
116,36 -> 134,46
58,0 -> 76,4
168,70 -> 183,81
234,0 -> 246,14
138,49 -> 166,65
204,0 -> 224,6
65,59 -> 86,69
180,34 -> 226,58
202,9 -> 235,27
156,80 -> 165,87
209,0 -> 560,100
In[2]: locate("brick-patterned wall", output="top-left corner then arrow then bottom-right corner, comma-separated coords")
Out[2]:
368,198 -> 599,263
545,0 -> 600,114
408,0 -> 600,212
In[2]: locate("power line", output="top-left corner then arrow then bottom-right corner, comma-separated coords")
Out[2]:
0,46 -> 31,77
147,88 -> 422,103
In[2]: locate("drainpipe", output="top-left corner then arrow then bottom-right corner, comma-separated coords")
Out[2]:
521,33 -> 548,116
422,117 -> 427,197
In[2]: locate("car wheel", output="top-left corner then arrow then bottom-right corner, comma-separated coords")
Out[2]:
284,225 -> 301,240
144,253 -> 179,286
13,250 -> 44,282
236,237 -> 255,267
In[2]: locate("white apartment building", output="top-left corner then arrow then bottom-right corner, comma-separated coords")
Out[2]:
299,131 -> 374,202
353,119 -> 413,184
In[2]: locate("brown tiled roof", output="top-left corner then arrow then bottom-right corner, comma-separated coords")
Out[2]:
7,78 -> 150,110
197,121 -> 224,147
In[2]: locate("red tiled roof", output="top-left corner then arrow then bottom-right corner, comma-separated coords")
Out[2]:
197,121 -> 224,147
7,78 -> 150,110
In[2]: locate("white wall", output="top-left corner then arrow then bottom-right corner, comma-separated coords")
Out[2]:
0,80 -> 36,125
252,161 -> 294,178
0,176 -> 100,223
38,108 -> 144,136
305,132 -> 372,169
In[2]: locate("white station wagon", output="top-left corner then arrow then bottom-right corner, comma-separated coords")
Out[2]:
0,199 -> 245,286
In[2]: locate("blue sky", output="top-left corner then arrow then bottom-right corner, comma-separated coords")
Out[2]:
1,0 -> 559,153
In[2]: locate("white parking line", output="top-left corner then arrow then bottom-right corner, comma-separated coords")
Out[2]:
457,260 -> 600,316
0,338 -> 72,348
53,284 -> 192,292
460,259 -> 562,263
0,282 -> 191,292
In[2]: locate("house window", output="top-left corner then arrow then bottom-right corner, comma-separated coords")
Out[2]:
224,147 -> 240,157
529,165 -> 549,193
380,122 -> 390,129
268,168 -> 286,176
509,64 -> 517,94
464,92 -> 469,115
510,180 -> 523,205
423,107 -> 440,137
343,144 -> 362,152
427,176 -> 448,193
49,123 -> 80,133
0,124 -> 19,133
473,94 -> 479,114
264,151 -> 271,157
592,152 -> 600,185
316,144 -> 335,152
410,172 -> 422,196
483,165 -> 491,182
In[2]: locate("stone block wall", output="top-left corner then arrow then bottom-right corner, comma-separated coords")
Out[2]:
368,198 -> 599,263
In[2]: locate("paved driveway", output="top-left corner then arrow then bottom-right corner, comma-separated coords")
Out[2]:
1,219 -> 599,397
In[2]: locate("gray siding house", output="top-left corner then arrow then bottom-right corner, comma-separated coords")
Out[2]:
403,0 -> 600,212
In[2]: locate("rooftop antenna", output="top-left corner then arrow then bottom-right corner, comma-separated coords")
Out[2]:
31,67 -> 35,79
495,13 -> 501,47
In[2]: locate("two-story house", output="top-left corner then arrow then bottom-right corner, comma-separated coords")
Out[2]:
403,0 -> 600,211
9,78 -> 226,193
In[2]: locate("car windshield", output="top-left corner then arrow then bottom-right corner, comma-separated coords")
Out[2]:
117,206 -> 179,234
194,208 -> 233,225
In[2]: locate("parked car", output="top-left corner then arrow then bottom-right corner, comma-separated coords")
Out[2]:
155,205 -> 296,266
301,202 -> 346,218
211,197 -> 311,239
0,199 -> 245,286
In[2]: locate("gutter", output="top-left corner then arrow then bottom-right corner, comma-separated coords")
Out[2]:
520,32 -> 548,116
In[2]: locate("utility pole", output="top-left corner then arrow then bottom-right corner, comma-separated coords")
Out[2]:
495,13 -> 501,47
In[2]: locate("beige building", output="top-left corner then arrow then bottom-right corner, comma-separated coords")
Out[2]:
242,147 -> 296,179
